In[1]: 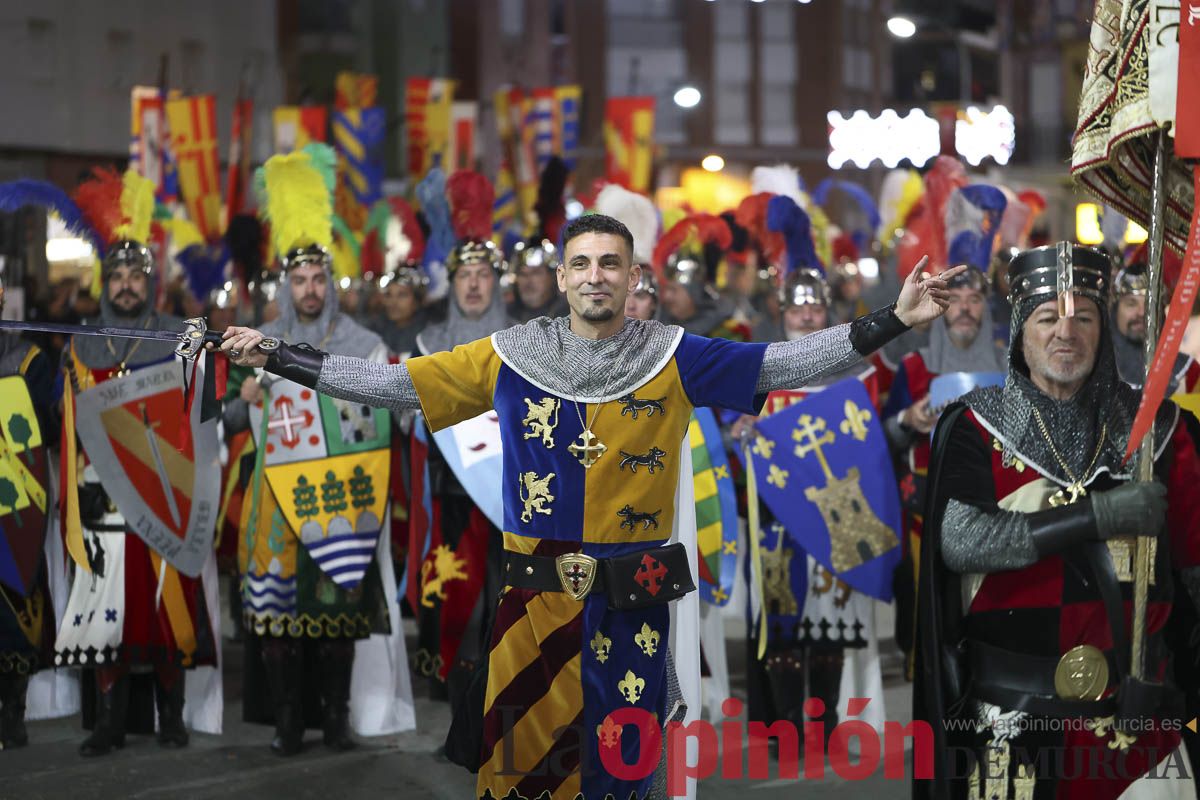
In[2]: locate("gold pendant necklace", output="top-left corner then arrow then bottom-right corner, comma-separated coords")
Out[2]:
558,324 -> 629,469
1031,407 -> 1107,507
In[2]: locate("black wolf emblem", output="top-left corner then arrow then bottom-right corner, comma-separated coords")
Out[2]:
618,395 -> 665,420
619,447 -> 667,474
618,505 -> 661,531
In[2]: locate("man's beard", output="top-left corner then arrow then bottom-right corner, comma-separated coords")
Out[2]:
946,319 -> 981,349
580,304 -> 615,322
110,293 -> 147,319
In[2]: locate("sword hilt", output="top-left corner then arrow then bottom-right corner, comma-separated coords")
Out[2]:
174,318 -> 279,361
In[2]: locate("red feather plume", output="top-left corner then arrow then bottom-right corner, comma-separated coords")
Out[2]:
390,197 -> 425,265
832,232 -> 859,263
693,213 -> 732,250
71,167 -> 125,247
446,170 -> 494,243
735,193 -> 786,264
652,217 -> 697,270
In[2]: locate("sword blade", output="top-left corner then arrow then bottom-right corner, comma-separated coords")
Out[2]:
0,318 -> 186,343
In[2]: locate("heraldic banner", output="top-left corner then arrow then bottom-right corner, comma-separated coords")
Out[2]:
250,379 -> 390,589
74,359 -> 219,577
749,378 -> 902,601
0,375 -> 49,596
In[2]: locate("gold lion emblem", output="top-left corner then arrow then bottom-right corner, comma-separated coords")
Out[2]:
519,471 -> 556,523
419,544 -> 469,608
522,397 -> 560,448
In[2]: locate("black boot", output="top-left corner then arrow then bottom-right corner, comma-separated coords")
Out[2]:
318,640 -> 355,751
262,638 -> 303,756
0,673 -> 30,749
79,671 -> 128,757
155,671 -> 189,748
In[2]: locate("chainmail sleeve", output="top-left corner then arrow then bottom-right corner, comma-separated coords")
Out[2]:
941,500 -> 1038,572
936,408 -> 1040,573
755,324 -> 861,393
316,354 -> 421,413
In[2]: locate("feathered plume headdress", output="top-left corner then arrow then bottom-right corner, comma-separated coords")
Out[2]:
766,195 -> 821,274
255,143 -> 335,270
594,183 -> 659,265
811,178 -> 882,254
446,170 -> 502,273
652,213 -> 732,287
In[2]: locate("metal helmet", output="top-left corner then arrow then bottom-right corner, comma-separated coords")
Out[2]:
103,239 -> 154,277
282,242 -> 330,272
779,268 -> 831,308
379,264 -> 430,297
510,238 -> 559,274
631,268 -> 659,298
1008,242 -> 1109,309
210,280 -> 239,310
946,265 -> 989,294
664,254 -> 705,287
447,239 -> 505,275
1112,262 -> 1148,299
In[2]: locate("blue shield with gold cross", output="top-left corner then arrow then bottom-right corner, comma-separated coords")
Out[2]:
749,378 -> 901,601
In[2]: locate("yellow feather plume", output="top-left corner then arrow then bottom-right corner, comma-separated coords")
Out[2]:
330,235 -> 361,282
879,171 -> 925,252
115,170 -> 155,243
802,191 -> 834,268
159,217 -> 205,252
259,150 -> 333,259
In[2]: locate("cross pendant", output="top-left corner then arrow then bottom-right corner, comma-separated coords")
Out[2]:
1049,483 -> 1085,507
568,429 -> 607,469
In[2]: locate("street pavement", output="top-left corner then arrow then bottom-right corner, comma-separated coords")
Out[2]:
1,615 -> 916,800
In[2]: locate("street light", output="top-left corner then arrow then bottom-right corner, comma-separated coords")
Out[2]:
887,16 -> 917,38
674,86 -> 702,109
701,154 -> 725,172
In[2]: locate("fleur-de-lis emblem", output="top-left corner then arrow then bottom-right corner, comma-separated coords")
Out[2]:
597,715 -> 622,748
590,629 -> 612,663
839,399 -> 872,442
635,622 -> 660,657
752,436 -> 775,460
618,670 -> 645,704
767,464 -> 789,489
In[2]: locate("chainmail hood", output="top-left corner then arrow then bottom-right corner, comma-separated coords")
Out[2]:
73,269 -> 184,370
963,291 -> 1175,485
263,262 -> 383,359
491,316 -> 685,403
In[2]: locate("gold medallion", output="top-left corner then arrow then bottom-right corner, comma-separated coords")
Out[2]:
555,552 -> 598,600
1054,644 -> 1109,701
568,429 -> 607,469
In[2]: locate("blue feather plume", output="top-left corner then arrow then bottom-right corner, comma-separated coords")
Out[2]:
416,168 -> 455,267
176,243 -> 230,301
812,178 -> 882,234
767,195 -> 820,274
0,179 -> 98,246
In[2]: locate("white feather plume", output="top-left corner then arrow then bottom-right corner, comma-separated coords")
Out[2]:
750,165 -> 804,204
594,183 -> 659,264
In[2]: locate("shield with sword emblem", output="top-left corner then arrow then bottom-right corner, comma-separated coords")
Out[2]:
74,358 -> 220,577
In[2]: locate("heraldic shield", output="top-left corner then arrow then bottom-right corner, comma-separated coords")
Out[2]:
250,378 -> 390,589
74,359 -> 220,577
749,378 -> 902,601
0,375 -> 50,596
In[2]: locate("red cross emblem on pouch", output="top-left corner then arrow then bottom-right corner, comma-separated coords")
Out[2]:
268,395 -> 315,449
635,554 -> 668,597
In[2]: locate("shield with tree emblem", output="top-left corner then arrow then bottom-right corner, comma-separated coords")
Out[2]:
250,378 -> 391,589
0,375 -> 49,596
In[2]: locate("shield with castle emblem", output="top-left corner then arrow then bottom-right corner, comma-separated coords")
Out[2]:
749,378 -> 902,601
250,378 -> 391,588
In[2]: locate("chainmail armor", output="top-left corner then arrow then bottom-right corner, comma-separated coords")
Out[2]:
491,316 -> 684,402
756,323 -> 860,393
316,356 -> 421,413
941,499 -> 1038,573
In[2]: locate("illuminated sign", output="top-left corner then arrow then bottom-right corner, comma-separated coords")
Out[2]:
828,105 -> 1015,169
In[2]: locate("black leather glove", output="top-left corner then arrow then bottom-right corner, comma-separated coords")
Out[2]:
263,341 -> 327,389
1091,481 -> 1167,541
1028,499 -> 1098,558
847,303 -> 911,356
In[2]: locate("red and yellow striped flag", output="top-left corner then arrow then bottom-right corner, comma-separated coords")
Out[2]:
272,106 -> 327,154
166,95 -> 222,241
604,97 -> 656,193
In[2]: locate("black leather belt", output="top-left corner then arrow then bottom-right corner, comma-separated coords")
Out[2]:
968,637 -> 1171,719
503,542 -> 696,610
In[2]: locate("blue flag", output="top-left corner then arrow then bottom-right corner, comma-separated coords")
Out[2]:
749,378 -> 902,601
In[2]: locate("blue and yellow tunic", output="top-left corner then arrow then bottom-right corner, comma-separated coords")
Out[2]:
407,331 -> 767,800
